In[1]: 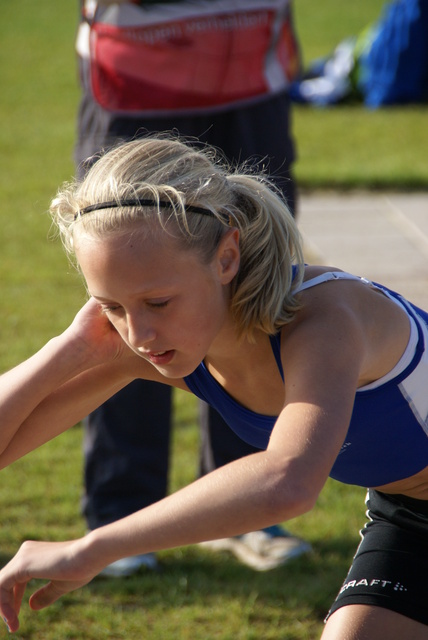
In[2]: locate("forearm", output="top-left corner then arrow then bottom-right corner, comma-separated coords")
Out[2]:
86,450 -> 312,566
0,328 -> 133,468
0,335 -> 91,449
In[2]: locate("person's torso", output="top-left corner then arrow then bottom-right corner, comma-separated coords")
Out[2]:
184,271 -> 428,488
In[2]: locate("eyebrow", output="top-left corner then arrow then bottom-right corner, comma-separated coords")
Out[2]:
90,284 -> 173,303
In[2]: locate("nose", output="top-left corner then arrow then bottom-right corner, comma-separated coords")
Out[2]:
126,311 -> 156,349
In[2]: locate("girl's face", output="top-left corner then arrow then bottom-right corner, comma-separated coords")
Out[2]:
74,225 -> 240,379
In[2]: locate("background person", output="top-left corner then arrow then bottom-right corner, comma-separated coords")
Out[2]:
75,0 -> 309,576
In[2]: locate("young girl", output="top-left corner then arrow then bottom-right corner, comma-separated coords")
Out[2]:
0,137 -> 428,638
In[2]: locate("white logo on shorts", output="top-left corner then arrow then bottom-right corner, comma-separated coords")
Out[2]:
339,578 -> 407,594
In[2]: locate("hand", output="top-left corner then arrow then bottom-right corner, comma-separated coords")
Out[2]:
64,297 -> 131,366
0,538 -> 100,633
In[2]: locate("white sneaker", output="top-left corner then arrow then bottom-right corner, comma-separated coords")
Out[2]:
199,525 -> 311,571
99,553 -> 158,578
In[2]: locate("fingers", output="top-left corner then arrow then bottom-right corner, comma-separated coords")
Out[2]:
30,574 -> 99,616
0,581 -> 28,634
1,580 -> 66,632
0,537 -> 99,631
2,608 -> 18,634
29,580 -> 74,611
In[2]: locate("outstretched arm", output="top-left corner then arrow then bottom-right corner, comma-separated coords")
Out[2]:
0,384 -> 354,633
0,428 -> 321,634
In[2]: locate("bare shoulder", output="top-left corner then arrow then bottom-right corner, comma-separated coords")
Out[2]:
281,274 -> 367,392
296,264 -> 403,321
289,264 -> 367,335
287,264 -> 411,389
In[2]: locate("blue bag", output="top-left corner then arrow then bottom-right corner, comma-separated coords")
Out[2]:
356,0 -> 428,107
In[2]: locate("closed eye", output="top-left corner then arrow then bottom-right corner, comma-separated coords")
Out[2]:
147,299 -> 170,309
100,304 -> 122,314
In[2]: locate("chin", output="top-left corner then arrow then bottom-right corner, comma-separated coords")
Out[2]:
154,357 -> 202,380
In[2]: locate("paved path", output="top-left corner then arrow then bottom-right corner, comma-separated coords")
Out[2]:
299,192 -> 428,309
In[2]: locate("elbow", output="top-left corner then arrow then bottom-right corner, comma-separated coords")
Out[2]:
268,481 -> 318,522
260,461 -> 321,522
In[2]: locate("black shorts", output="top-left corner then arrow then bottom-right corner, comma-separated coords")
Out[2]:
326,489 -> 428,626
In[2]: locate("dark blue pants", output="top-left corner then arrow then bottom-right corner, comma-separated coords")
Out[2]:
77,91 -> 296,529
82,383 -> 266,528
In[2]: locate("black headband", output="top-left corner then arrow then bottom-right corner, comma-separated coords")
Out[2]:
75,198 -> 216,220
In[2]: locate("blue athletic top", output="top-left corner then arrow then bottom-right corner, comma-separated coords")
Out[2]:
184,272 -> 428,488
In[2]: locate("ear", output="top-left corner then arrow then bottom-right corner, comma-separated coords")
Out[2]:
216,228 -> 240,285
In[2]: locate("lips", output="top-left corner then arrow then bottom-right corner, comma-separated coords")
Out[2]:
146,350 -> 175,365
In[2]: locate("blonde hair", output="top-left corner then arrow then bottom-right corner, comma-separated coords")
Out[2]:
51,136 -> 304,339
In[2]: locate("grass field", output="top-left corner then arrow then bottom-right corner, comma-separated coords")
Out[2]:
0,1 -> 426,638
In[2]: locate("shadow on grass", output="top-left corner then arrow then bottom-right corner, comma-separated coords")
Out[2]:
0,534 -> 357,634
81,534 -> 357,622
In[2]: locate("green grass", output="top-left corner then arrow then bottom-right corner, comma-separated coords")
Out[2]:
0,0 -> 426,637
294,104 -> 428,189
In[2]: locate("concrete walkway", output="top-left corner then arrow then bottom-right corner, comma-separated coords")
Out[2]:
299,192 -> 428,309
